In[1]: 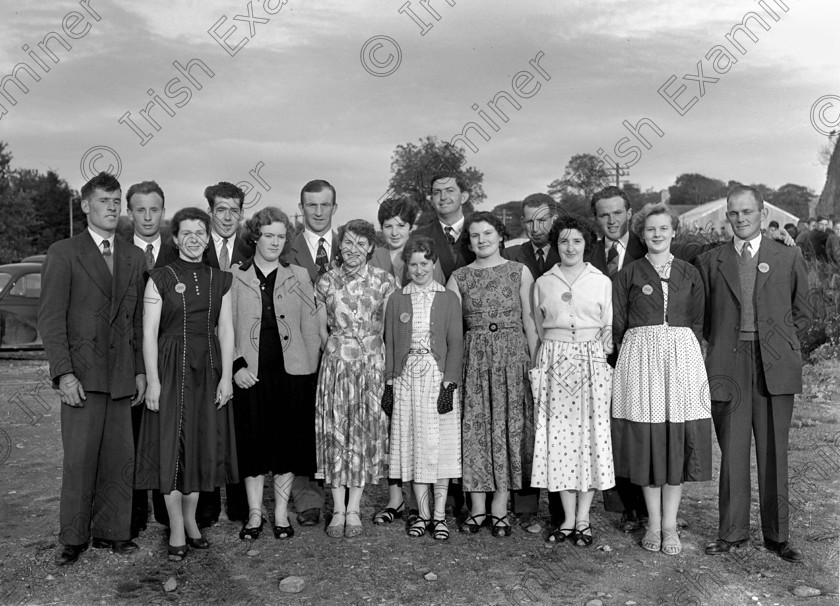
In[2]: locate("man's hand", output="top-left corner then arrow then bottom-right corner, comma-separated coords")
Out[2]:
58,373 -> 86,407
145,379 -> 161,412
233,368 -> 258,389
131,374 -> 147,406
774,228 -> 796,247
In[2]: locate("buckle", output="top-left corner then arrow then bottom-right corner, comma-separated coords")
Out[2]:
488,322 -> 499,332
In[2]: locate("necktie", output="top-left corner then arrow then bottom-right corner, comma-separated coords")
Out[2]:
144,243 -> 155,270
606,241 -> 619,277
535,247 -> 545,276
101,240 -> 113,275
219,237 -> 230,270
316,237 -> 329,276
741,242 -> 752,261
444,226 -> 456,247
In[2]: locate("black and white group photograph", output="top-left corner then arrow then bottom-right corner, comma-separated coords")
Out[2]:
0,1 -> 838,604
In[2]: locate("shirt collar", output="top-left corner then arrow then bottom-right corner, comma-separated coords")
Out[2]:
88,227 -> 114,250
440,216 -> 465,237
403,280 -> 445,294
134,234 -> 161,251
212,231 -> 235,247
531,242 -> 550,257
605,232 -> 628,251
734,232 -> 762,255
303,228 -> 332,248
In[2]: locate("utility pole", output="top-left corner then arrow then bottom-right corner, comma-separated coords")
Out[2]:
613,162 -> 629,187
69,197 -> 74,237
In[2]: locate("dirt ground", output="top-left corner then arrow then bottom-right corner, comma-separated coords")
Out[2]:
0,356 -> 838,606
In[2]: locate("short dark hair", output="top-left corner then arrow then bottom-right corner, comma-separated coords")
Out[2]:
244,206 -> 294,253
170,207 -> 211,237
768,220 -> 780,229
726,184 -> 764,209
204,182 -> 245,209
464,211 -> 507,250
590,186 -> 630,216
126,180 -> 165,210
521,193 -> 556,216
808,217 -> 818,225
336,219 -> 376,265
631,202 -> 680,239
81,172 -> 121,200
817,215 -> 828,222
378,197 -> 418,228
784,222 -> 797,231
401,235 -> 438,265
429,171 -> 469,193
300,179 -> 337,206
548,215 -> 597,257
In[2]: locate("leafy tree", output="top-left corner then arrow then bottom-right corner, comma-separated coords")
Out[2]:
817,136 -> 839,218
668,173 -> 727,206
773,183 -> 814,220
547,153 -> 611,201
15,168 -> 78,250
0,143 -> 38,263
385,136 -> 485,224
623,182 -> 661,212
490,200 -> 524,237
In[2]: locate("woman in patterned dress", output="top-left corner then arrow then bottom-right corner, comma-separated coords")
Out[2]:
446,211 -> 538,537
136,207 -> 237,561
315,219 -> 396,538
383,236 -> 464,540
611,203 -> 712,556
530,216 -> 615,546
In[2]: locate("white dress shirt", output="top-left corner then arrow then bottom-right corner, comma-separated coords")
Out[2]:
302,229 -> 333,263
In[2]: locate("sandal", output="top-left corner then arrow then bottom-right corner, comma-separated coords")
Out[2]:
273,524 -> 294,539
344,511 -> 364,538
461,513 -> 487,534
408,518 -> 429,538
186,535 -> 210,549
574,523 -> 593,547
373,502 -> 405,525
661,529 -> 682,555
167,544 -> 187,562
491,515 -> 512,538
430,519 -> 449,541
642,528 -> 662,552
239,516 -> 265,540
546,527 -> 576,543
326,512 -> 345,538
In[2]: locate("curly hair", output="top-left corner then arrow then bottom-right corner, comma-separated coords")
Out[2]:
170,207 -> 211,237
377,196 -> 419,228
630,202 -> 679,239
400,235 -> 438,265
548,215 -> 597,257
463,211 -> 508,251
244,206 -> 294,253
204,182 -> 245,209
336,219 -> 377,265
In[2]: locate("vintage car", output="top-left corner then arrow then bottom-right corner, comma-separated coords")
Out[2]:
0,262 -> 42,348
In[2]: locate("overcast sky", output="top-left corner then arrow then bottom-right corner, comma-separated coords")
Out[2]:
1,0 -> 837,224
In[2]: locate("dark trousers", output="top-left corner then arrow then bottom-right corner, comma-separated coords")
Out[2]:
510,487 -> 540,515
60,393 -> 133,545
602,479 -> 648,516
712,341 -> 794,543
130,403 -> 149,535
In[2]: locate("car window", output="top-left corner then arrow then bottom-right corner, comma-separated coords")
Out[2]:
8,273 -> 41,298
0,273 -> 10,291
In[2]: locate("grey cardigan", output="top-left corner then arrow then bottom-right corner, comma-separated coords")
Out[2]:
384,286 -> 464,384
231,260 -> 321,375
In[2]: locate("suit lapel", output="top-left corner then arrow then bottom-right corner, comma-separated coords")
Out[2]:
290,233 -> 318,283
432,223 -> 456,275
625,233 -> 646,265
754,236 -> 777,296
545,246 -> 561,273
717,240 -> 742,305
204,241 -> 219,268
78,232 -> 113,298
111,239 -> 134,321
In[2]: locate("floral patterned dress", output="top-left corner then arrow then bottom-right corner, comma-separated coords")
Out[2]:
451,262 -> 533,492
314,264 -> 396,487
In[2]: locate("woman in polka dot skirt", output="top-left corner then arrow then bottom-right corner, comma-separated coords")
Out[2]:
611,203 -> 712,556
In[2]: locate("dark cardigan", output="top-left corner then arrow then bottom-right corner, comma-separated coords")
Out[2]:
384,287 -> 464,384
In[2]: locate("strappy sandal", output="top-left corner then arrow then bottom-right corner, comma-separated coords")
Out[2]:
661,529 -> 682,555
344,511 -> 363,538
461,513 -> 487,534
239,516 -> 265,540
546,527 -> 576,543
408,518 -> 429,538
430,519 -> 450,541
574,523 -> 593,547
326,512 -> 345,538
642,528 -> 662,552
491,515 -> 512,538
373,502 -> 405,525
167,544 -> 187,562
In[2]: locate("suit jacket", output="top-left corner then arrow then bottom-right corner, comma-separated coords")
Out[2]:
413,221 -> 475,282
230,260 -> 321,375
204,232 -> 254,269
695,236 -> 810,397
38,231 -> 146,398
283,231 -> 340,284
503,242 -> 561,279
587,233 -> 647,276
121,236 -> 179,269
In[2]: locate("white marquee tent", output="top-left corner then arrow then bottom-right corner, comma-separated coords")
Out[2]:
677,198 -> 800,234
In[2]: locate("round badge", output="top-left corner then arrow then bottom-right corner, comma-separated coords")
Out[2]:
399,312 -> 411,323
758,263 -> 769,273
561,291 -> 572,303
642,284 -> 653,295
175,283 -> 186,294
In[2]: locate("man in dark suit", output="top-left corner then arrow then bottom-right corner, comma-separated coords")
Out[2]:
39,172 -> 147,565
804,216 -> 830,261
123,180 -> 178,536
584,186 -> 649,532
413,172 -> 475,282
698,185 -> 809,563
197,182 -> 254,526
279,179 -> 340,527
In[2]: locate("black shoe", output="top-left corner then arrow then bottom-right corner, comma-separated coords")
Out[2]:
620,511 -> 642,533
273,523 -> 294,539
186,535 -> 210,549
764,539 -> 803,563
226,510 -> 248,523
91,538 -> 139,555
296,508 -> 320,527
239,517 -> 265,540
55,544 -> 87,566
196,517 -> 218,529
705,538 -> 749,555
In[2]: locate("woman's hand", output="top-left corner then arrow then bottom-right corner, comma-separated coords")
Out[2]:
234,368 -> 259,389
216,377 -> 233,409
145,379 -> 161,412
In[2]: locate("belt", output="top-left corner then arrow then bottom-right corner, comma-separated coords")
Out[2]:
408,347 -> 431,354
469,322 -> 518,333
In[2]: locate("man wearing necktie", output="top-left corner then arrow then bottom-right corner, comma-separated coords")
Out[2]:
39,172 -> 147,565
697,185 -> 809,563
